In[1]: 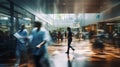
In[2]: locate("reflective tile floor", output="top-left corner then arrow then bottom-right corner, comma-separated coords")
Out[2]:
1,39 -> 120,67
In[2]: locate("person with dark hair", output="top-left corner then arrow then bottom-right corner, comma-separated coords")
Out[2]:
14,24 -> 28,67
66,27 -> 75,54
92,37 -> 104,54
52,30 -> 57,42
57,31 -> 61,43
112,30 -> 119,48
29,21 -> 51,67
114,33 -> 120,54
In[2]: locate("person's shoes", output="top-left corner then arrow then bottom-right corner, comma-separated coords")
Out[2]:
65,52 -> 69,54
73,49 -> 75,51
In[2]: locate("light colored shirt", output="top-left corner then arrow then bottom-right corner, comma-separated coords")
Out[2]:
29,27 -> 51,55
15,29 -> 28,51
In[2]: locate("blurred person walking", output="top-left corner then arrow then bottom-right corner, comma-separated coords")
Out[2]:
29,21 -> 51,67
112,30 -> 119,48
66,27 -> 75,54
14,24 -> 28,67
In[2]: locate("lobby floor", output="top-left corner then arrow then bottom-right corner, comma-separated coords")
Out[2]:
1,39 -> 120,67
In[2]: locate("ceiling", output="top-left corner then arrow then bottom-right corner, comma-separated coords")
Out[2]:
6,0 -> 120,15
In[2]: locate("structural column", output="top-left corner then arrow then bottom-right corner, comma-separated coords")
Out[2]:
9,1 -> 14,34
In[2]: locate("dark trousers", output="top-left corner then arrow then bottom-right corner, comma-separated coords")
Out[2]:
67,38 -> 74,53
33,55 -> 50,67
33,55 -> 42,67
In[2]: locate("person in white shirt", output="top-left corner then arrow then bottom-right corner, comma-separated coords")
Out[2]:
29,21 -> 51,67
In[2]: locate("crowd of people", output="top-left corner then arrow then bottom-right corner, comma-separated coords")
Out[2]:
1,21 -> 120,67
50,30 -> 65,43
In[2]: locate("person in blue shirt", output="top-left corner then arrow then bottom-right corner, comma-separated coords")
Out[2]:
29,21 -> 51,67
66,27 -> 75,54
14,24 -> 28,67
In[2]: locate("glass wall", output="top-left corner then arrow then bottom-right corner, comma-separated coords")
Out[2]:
0,13 -> 10,33
0,0 -> 35,35
0,0 -> 35,55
